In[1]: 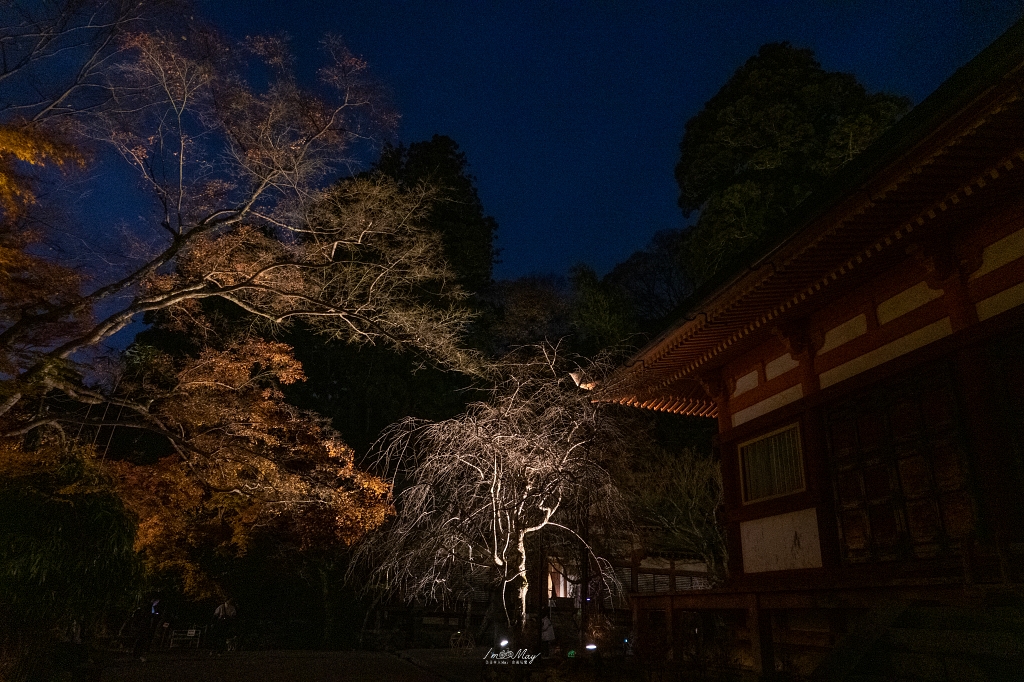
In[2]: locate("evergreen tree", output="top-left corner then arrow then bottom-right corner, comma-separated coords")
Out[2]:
375,135 -> 498,294
284,136 -> 498,455
676,43 -> 909,285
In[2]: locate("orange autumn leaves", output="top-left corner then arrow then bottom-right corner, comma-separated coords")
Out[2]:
104,338 -> 392,595
0,124 -> 81,217
0,124 -> 84,372
0,336 -> 393,598
1,19 -> 434,598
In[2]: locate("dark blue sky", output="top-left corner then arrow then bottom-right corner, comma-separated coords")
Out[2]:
201,0 -> 1022,279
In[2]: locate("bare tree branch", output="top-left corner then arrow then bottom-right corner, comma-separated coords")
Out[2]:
356,345 -> 636,634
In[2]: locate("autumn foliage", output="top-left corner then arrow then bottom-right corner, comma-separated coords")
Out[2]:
0,123 -> 85,374
97,339 -> 391,595
0,124 -> 80,218
0,2 -> 478,601
2,332 -> 395,596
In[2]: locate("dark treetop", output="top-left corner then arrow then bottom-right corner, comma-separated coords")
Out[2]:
200,1 -> 1022,279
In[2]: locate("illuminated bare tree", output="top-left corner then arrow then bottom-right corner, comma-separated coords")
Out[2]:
1,9 -> 476,587
360,345 -> 635,634
1,24 -> 473,371
1,13 -> 477,416
0,0 -> 168,122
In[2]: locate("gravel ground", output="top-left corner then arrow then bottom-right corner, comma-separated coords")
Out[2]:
398,647 -> 491,682
99,647 -> 641,682
102,650 -> 446,682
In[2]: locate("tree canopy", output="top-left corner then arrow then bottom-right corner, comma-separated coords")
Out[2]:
676,42 -> 909,285
358,345 -> 635,633
0,442 -> 143,678
278,135 -> 499,455
0,2 -> 477,603
375,135 -> 498,295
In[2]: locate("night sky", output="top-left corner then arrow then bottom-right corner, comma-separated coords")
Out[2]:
201,1 -> 1022,280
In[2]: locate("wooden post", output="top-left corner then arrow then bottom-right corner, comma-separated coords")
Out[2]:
631,600 -> 639,654
748,594 -> 775,680
774,320 -> 822,398
954,343 -> 1020,572
631,551 -> 640,594
758,604 -> 776,681
666,597 -> 674,663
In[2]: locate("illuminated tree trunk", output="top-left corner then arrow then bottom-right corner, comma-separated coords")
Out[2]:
358,346 -> 635,643
516,532 -> 529,638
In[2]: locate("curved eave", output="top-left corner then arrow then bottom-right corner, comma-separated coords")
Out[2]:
597,375 -> 718,418
604,17 -> 1024,414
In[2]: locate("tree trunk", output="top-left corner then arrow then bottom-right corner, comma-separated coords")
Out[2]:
580,506 -> 590,648
516,532 -> 529,640
320,567 -> 334,647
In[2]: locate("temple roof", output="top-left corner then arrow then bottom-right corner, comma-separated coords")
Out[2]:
602,17 -> 1024,417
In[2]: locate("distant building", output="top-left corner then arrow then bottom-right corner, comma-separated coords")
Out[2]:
604,17 -> 1024,678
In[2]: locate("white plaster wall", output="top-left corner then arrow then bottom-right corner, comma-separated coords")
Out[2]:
969,224 -> 1024,280
977,280 -> 1024,321
876,281 -> 943,325
639,557 -> 671,570
818,317 -> 952,388
732,370 -> 759,397
817,314 -> 867,356
740,507 -> 822,573
765,353 -> 800,381
731,384 -> 803,427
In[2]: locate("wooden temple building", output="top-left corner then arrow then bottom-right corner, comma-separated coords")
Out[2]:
604,18 -> 1024,679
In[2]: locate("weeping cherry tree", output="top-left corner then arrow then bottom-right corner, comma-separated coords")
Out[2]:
360,345 -> 638,636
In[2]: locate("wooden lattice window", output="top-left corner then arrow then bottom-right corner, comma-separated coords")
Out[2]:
740,424 -> 805,503
825,362 -> 975,564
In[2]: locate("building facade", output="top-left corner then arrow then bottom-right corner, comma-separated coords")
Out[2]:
606,19 -> 1024,678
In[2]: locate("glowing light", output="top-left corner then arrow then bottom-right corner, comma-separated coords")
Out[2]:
585,644 -> 597,650
500,639 -> 509,647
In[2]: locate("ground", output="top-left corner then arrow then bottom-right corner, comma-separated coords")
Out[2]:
100,647 -> 631,682
103,650 -> 449,682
